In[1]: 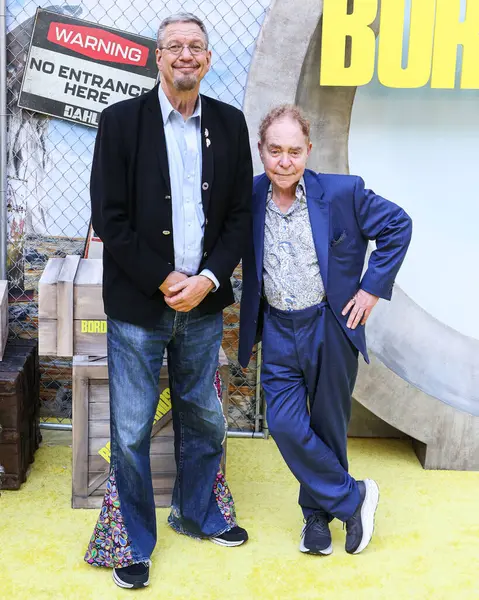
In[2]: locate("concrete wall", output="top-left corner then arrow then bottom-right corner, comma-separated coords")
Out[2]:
243,0 -> 479,469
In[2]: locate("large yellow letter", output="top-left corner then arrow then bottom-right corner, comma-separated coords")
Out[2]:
431,0 -> 479,89
378,0 -> 435,88
320,0 -> 378,86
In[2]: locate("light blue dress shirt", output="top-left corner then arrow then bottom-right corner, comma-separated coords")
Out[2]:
158,84 -> 219,289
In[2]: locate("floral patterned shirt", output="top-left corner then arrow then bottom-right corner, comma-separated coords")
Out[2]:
263,179 -> 325,311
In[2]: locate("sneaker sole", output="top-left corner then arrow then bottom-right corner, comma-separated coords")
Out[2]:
112,570 -> 150,589
209,537 -> 247,547
299,538 -> 333,555
353,479 -> 380,554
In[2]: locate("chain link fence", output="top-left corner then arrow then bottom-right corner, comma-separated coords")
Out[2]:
5,0 -> 270,431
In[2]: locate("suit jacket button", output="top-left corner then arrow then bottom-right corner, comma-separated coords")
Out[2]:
203,251 -> 208,257
165,195 -> 171,200
162,230 -> 171,235
202,182 -> 209,191
205,218 -> 208,225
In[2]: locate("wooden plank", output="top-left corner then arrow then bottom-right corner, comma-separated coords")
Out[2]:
89,402 -> 172,424
38,320 -> 57,356
74,259 -> 103,286
89,383 -> 109,404
86,439 -> 177,494
38,258 -> 63,319
89,418 -> 174,439
88,374 -> 168,404
74,322 -> 107,356
87,471 -> 109,495
0,281 -> 9,361
72,373 -> 90,503
74,293 -> 106,320
150,410 -> 172,435
56,255 -> 81,357
74,260 -> 106,319
90,402 -> 172,424
73,355 -> 106,368
73,358 -> 108,380
88,420 -> 110,439
89,435 -> 175,456
88,453 -> 177,476
90,474 -> 175,495
219,364 -> 230,414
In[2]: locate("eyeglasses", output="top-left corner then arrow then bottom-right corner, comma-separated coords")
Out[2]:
160,43 -> 207,55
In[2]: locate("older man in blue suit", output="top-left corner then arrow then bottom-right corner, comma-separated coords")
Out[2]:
239,105 -> 412,556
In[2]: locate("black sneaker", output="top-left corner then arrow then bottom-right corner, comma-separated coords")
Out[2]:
300,512 -> 333,555
210,526 -> 249,547
112,561 -> 150,589
345,479 -> 380,554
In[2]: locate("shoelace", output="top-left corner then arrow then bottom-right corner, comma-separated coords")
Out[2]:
344,513 -> 360,536
303,513 -> 329,537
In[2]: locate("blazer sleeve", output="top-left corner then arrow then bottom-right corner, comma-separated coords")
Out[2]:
202,112 -> 253,283
354,176 -> 413,300
90,108 -> 173,296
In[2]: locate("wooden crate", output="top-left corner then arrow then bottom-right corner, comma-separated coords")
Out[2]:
72,349 -> 230,509
0,340 -> 41,490
39,256 -> 105,357
0,281 -> 8,361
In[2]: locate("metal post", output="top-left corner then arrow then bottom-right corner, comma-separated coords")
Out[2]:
38,422 -> 267,437
0,0 -> 7,280
254,341 -> 262,433
40,422 -> 73,431
227,431 -> 265,439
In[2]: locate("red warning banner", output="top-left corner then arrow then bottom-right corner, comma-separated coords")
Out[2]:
47,22 -> 149,67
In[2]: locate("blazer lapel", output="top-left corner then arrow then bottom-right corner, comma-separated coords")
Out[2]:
200,95 -> 214,216
304,170 -> 329,288
253,174 -> 270,283
145,84 -> 171,193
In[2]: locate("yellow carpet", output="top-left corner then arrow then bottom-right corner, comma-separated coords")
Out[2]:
1,438 -> 479,600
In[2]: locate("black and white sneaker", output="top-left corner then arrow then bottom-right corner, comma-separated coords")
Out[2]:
300,513 -> 333,555
112,561 -> 151,589
209,526 -> 249,547
345,479 -> 380,554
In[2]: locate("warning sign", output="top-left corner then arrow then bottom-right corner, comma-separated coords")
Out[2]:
18,9 -> 158,127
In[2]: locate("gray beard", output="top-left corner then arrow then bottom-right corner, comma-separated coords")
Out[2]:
174,75 -> 197,91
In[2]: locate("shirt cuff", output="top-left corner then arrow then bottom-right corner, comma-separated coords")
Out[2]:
199,269 -> 220,292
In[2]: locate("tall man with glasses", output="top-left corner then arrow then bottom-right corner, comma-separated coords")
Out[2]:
85,13 -> 252,589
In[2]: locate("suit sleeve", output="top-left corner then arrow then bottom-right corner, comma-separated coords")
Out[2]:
354,176 -> 412,300
90,108 -> 173,296
202,112 -> 253,284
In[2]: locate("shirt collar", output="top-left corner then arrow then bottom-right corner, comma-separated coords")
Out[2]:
296,177 -> 306,201
158,83 -> 202,125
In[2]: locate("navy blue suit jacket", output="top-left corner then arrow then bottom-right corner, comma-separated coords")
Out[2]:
238,169 -> 412,367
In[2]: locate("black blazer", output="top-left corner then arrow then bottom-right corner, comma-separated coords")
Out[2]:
90,84 -> 253,326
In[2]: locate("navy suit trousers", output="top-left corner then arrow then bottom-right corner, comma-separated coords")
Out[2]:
261,301 -> 361,522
